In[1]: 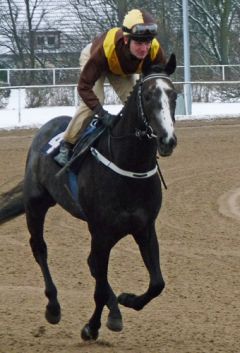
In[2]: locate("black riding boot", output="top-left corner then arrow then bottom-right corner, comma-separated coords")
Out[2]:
54,141 -> 73,166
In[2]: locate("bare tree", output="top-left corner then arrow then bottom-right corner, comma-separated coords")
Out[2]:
0,0 -> 239,71
177,0 -> 239,65
0,0 -> 50,68
67,0 -> 179,58
68,0 -> 125,43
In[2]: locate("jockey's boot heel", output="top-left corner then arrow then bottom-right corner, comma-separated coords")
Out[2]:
54,141 -> 73,167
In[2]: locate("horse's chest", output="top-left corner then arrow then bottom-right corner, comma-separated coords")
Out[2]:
81,173 -> 161,232
104,188 -> 160,230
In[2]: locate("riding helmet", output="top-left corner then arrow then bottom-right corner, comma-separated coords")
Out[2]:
122,9 -> 158,42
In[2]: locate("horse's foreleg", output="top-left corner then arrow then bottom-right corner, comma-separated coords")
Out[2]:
81,237 -> 111,341
118,223 -> 165,310
106,285 -> 123,332
26,201 -> 61,324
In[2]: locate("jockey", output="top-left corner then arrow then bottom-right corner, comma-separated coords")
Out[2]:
54,8 -> 166,166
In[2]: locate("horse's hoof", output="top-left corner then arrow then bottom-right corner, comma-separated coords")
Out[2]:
45,305 -> 61,324
106,316 -> 123,332
81,324 -> 99,341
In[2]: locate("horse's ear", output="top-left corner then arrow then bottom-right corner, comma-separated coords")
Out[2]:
165,53 -> 177,76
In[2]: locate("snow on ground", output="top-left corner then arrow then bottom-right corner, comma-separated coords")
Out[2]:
177,102 -> 240,121
0,89 -> 240,130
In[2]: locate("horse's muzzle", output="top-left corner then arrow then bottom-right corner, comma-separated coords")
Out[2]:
158,134 -> 177,157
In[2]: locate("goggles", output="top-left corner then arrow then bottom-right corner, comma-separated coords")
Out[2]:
123,23 -> 158,38
131,23 -> 158,36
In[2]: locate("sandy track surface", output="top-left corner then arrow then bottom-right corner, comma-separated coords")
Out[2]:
0,118 -> 239,353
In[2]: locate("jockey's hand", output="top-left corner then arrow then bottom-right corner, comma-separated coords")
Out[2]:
94,105 -> 118,128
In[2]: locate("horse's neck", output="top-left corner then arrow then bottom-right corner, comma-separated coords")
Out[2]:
109,91 -> 157,170
117,90 -> 145,134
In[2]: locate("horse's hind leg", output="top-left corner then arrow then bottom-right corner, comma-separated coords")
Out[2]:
118,223 -> 165,310
25,193 -> 60,324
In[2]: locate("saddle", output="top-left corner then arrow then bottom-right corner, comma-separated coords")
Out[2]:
56,118 -> 107,177
75,119 -> 106,159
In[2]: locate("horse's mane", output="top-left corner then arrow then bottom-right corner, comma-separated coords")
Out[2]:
119,74 -> 142,113
122,63 -> 166,108
119,59 -> 173,116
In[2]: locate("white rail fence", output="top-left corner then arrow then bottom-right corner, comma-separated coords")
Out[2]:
0,65 -> 240,121
0,67 -> 80,86
1,64 -> 240,85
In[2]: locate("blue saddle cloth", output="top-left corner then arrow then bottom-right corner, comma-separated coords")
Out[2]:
42,118 -> 106,217
42,118 -> 105,156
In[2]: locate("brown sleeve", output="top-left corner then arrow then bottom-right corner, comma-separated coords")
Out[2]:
77,34 -> 108,111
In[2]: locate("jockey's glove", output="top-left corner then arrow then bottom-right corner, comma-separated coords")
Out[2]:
93,105 -> 118,128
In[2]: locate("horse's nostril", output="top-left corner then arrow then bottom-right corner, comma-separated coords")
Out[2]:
159,134 -> 177,148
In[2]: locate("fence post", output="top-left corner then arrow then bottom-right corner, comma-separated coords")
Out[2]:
18,88 -> 21,124
7,69 -> 10,85
74,86 -> 78,107
53,68 -> 56,85
222,66 -> 225,81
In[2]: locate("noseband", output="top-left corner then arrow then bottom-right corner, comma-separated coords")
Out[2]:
137,74 -> 173,139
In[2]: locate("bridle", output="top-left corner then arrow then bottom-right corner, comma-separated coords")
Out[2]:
136,73 -> 173,139
107,73 -> 173,142
90,72 -> 172,184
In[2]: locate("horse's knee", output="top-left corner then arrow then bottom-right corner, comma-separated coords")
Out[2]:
150,279 -> 165,297
87,253 -> 108,280
29,238 -> 47,263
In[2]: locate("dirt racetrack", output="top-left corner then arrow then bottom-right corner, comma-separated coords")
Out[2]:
0,118 -> 239,353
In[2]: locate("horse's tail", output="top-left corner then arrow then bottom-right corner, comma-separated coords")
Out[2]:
0,181 -> 25,225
